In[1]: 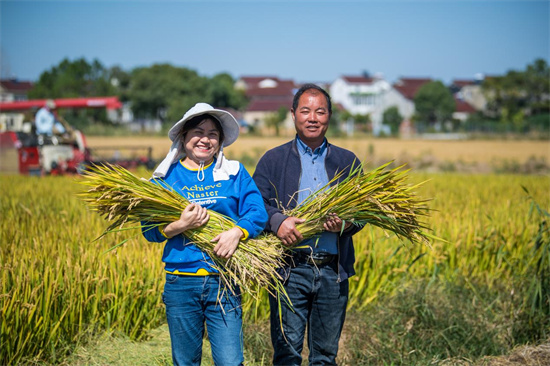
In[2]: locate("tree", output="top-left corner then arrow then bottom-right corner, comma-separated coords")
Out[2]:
28,57 -> 116,99
382,106 -> 403,136
28,58 -> 118,126
483,58 -> 550,122
127,64 -> 207,123
108,65 -> 131,102
205,73 -> 247,110
127,66 -> 248,125
414,81 -> 455,128
264,106 -> 288,136
353,113 -> 371,133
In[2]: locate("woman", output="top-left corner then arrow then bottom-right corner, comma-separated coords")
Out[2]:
142,103 -> 267,366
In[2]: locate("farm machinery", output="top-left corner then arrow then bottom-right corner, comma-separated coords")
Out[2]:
0,97 -> 155,175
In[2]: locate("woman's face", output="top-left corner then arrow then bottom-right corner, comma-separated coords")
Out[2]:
182,118 -> 221,165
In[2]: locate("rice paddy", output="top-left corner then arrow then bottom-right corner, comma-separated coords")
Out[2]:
1,137 -> 549,365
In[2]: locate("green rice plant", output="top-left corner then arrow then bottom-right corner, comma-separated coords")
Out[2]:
0,174 -> 165,365
516,186 -> 550,340
2,171 -> 549,365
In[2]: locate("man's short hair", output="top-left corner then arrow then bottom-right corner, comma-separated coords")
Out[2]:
292,83 -> 332,115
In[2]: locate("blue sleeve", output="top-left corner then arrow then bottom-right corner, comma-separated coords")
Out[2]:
141,222 -> 167,243
140,177 -> 171,243
235,164 -> 268,239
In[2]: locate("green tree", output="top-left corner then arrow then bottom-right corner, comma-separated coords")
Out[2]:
127,64 -> 207,123
414,81 -> 455,127
108,65 -> 131,102
127,65 -> 248,126
28,58 -> 118,126
483,58 -> 550,124
28,57 -> 116,99
264,106 -> 288,136
353,113 -> 371,133
205,73 -> 247,110
382,106 -> 403,136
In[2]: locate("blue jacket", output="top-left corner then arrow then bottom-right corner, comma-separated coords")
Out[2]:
142,158 -> 268,274
252,138 -> 363,281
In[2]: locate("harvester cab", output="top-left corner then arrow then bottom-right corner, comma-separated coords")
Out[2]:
0,97 -> 154,175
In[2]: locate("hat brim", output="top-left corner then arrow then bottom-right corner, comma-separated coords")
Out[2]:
168,106 -> 240,147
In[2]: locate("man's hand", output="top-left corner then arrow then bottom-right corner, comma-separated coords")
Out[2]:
277,217 -> 305,247
212,227 -> 243,259
323,213 -> 352,233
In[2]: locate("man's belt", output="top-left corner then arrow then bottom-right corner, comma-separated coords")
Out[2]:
293,251 -> 337,266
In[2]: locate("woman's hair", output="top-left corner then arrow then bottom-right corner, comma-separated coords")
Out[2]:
179,113 -> 225,146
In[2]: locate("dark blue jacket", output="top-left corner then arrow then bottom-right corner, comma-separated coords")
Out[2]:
252,138 -> 363,281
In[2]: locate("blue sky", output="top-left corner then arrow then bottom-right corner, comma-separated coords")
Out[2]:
1,1 -> 548,84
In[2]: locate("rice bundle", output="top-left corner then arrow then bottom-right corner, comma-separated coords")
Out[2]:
79,161 -> 434,299
79,163 -> 288,300
288,161 -> 434,246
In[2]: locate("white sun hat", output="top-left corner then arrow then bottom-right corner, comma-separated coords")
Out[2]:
153,103 -> 241,180
168,102 -> 240,147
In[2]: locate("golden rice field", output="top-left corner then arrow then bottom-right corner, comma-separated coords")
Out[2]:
1,137 -> 550,365
86,136 -> 550,165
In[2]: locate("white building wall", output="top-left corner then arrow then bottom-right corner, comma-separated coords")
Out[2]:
458,85 -> 487,111
378,88 -> 415,120
331,77 -> 415,135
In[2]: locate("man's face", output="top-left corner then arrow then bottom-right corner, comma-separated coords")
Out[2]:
291,91 -> 331,149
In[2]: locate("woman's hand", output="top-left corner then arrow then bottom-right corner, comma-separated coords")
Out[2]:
211,227 -> 244,259
163,203 -> 209,238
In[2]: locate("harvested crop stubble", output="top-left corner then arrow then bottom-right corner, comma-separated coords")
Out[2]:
79,162 -> 434,299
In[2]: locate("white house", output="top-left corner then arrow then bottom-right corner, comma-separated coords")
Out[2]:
450,79 -> 487,112
330,76 -> 415,135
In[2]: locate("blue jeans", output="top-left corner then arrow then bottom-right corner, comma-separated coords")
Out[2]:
162,274 -> 244,366
269,261 -> 349,366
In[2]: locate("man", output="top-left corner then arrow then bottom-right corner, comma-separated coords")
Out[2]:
252,84 -> 363,366
35,100 -> 65,136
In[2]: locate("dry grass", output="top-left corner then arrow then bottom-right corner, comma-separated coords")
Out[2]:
481,342 -> 550,366
86,136 -> 550,164
440,342 -> 550,366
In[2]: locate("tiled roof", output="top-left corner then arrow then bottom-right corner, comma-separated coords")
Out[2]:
246,99 -> 293,112
239,76 -> 279,85
454,97 -> 477,113
341,76 -> 375,84
393,78 -> 432,100
245,85 -> 295,98
0,79 -> 33,92
452,79 -> 475,88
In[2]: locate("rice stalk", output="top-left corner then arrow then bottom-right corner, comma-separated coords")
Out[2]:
79,163 -> 288,300
289,161 -> 435,246
78,161 -> 435,301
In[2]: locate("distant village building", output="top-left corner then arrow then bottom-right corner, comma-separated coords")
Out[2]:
450,78 -> 487,117
330,76 -> 432,135
235,76 -> 296,135
330,76 -> 389,135
0,79 -> 33,102
452,97 -> 477,122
